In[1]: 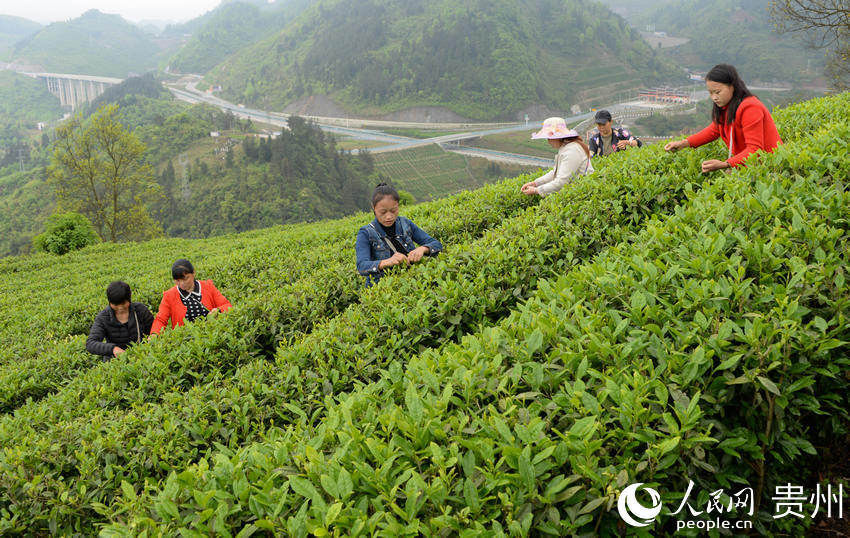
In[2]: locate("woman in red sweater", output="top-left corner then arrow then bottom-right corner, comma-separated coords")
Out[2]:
665,64 -> 782,171
151,259 -> 232,334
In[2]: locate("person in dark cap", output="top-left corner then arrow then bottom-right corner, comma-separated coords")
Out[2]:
588,109 -> 642,157
86,281 -> 154,358
355,182 -> 442,287
150,259 -> 232,334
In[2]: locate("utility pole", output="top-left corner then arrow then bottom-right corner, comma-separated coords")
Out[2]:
17,148 -> 26,172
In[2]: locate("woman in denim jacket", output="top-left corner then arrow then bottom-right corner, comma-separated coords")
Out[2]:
355,183 -> 442,286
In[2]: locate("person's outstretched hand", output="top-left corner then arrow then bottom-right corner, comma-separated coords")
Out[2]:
521,183 -> 538,196
701,159 -> 731,173
664,139 -> 689,152
112,346 -> 125,357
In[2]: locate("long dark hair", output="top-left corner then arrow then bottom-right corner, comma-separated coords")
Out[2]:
706,64 -> 753,125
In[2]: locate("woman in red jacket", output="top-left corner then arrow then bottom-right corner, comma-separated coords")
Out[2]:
151,259 -> 232,334
665,64 -> 782,172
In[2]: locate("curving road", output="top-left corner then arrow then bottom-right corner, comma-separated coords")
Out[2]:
167,82 -> 654,161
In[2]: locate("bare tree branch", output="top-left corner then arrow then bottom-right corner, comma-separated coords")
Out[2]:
770,0 -> 850,88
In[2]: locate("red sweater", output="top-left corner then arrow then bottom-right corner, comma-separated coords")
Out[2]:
151,279 -> 232,334
687,96 -> 782,167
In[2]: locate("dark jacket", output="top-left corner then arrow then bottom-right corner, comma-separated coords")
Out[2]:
355,216 -> 442,286
86,302 -> 154,357
588,127 -> 642,157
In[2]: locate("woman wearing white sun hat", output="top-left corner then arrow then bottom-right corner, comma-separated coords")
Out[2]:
521,117 -> 594,197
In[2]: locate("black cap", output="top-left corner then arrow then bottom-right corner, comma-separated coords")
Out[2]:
594,110 -> 612,124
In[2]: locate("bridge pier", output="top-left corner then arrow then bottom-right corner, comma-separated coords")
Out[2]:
35,73 -> 122,110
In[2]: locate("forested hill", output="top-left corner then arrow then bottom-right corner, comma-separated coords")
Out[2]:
0,76 -> 377,257
205,0 -> 680,121
162,0 -> 273,37
0,71 -> 62,130
641,0 -> 824,83
0,15 -> 41,51
166,0 -> 311,74
10,10 -> 160,77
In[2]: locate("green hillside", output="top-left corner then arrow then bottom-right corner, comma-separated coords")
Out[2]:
162,0 -> 274,37
0,71 -> 62,127
0,92 -> 847,534
167,0 -> 311,74
0,72 -> 63,257
0,14 -> 41,52
0,76 -> 381,257
10,9 -> 160,77
595,0 -> 672,22
373,144 -> 534,202
205,0 -> 680,120
643,0 -> 824,83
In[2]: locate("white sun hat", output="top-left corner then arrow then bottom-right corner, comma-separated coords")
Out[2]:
531,117 -> 579,139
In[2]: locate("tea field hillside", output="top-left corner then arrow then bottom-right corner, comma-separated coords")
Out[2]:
0,93 -> 848,535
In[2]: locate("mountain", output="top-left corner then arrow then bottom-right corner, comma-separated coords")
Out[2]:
0,15 -> 41,50
204,0 -> 681,121
162,0 -> 283,37
595,0 -> 672,23
167,0 -> 311,74
0,78 -> 376,257
640,0 -> 824,83
0,71 -> 62,128
10,10 -> 161,77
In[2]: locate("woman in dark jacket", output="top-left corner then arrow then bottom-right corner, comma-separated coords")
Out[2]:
86,281 -> 154,358
355,183 -> 442,286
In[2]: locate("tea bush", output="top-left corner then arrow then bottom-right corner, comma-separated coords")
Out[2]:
100,119 -> 850,537
0,178 -> 537,413
0,135 -> 711,533
0,93 -> 847,534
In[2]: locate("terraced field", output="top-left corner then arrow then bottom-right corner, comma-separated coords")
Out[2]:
373,145 -> 534,201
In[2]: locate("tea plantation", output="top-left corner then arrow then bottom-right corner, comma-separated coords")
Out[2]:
0,93 -> 848,536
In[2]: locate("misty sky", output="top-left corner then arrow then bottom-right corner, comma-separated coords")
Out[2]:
1,0 -> 225,24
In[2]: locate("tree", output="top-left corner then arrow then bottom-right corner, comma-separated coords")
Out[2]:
770,0 -> 850,87
49,103 -> 163,242
32,212 -> 100,255
397,189 -> 416,206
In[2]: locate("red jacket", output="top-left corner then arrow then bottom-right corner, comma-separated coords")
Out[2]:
151,279 -> 232,334
687,96 -> 782,167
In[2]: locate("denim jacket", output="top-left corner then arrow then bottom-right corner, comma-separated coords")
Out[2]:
355,216 -> 442,286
